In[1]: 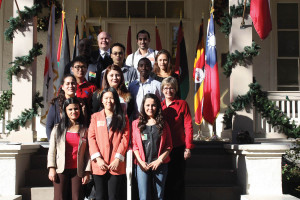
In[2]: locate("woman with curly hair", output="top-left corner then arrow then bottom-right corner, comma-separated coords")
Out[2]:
131,93 -> 172,200
46,74 -> 78,140
88,87 -> 130,200
91,65 -> 133,116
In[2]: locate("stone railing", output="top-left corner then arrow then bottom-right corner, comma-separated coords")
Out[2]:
254,91 -> 300,138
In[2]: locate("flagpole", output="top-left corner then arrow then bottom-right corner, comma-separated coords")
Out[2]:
240,0 -> 247,29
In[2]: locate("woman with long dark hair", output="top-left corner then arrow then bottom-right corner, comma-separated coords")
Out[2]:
88,87 -> 130,200
132,93 -> 172,200
91,65 -> 132,116
150,49 -> 180,98
47,97 -> 91,200
46,74 -> 77,140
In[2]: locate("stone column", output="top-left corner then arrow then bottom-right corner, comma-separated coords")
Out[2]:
6,0 -> 37,142
229,0 -> 253,141
225,144 -> 290,195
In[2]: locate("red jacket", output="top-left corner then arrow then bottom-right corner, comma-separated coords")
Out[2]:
131,119 -> 173,164
161,99 -> 194,149
88,110 -> 130,175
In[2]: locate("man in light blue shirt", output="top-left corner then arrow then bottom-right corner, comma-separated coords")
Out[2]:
128,57 -> 163,120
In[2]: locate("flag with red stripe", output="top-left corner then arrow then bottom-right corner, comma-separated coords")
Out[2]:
56,10 -> 70,89
41,4 -> 58,124
194,19 -> 205,125
203,12 -> 220,125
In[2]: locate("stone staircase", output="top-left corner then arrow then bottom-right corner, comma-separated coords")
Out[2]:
185,141 -> 241,200
19,144 -> 54,200
18,141 -> 241,200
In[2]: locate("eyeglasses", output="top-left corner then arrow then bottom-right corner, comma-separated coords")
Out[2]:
112,52 -> 124,56
73,65 -> 87,70
163,87 -> 175,91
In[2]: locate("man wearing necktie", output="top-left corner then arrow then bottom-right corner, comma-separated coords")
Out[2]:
88,32 -> 113,88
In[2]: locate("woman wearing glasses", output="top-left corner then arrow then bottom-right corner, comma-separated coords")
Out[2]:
161,77 -> 194,200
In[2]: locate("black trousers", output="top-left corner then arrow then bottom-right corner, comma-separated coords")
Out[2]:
93,172 -> 123,200
164,145 -> 186,200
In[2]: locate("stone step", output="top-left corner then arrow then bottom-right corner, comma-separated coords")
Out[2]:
186,154 -> 234,169
30,154 -> 47,169
20,187 -> 53,200
185,168 -> 237,185
25,169 -> 52,187
185,185 -> 241,200
0,195 -> 22,200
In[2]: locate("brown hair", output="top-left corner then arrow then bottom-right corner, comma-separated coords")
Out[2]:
152,49 -> 174,75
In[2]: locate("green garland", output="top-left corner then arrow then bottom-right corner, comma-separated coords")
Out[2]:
0,89 -> 13,120
6,92 -> 44,132
222,41 -> 261,77
4,4 -> 42,41
4,1 -> 61,41
6,43 -> 43,86
219,1 -> 250,37
223,80 -> 300,139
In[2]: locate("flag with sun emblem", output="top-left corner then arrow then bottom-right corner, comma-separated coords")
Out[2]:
203,11 -> 220,125
193,19 -> 205,125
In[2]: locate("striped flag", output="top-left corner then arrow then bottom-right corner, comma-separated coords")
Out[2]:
56,10 -> 70,90
174,20 -> 189,100
203,11 -> 220,125
126,25 -> 132,58
155,26 -> 162,51
41,4 -> 58,124
194,19 -> 205,125
72,15 -> 79,59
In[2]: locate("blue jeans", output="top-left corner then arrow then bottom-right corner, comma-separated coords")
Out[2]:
136,163 -> 168,200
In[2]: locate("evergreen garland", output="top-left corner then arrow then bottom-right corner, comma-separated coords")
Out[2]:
4,4 -> 42,41
37,0 -> 62,32
219,1 -> 250,37
223,80 -> 300,139
6,43 -> 43,86
0,89 -> 13,120
6,92 -> 44,132
222,41 -> 261,77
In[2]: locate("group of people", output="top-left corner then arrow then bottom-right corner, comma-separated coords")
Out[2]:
46,29 -> 194,200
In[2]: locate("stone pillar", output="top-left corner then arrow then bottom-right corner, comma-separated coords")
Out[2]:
225,144 -> 290,195
0,144 -> 40,196
229,0 -> 253,141
6,0 -> 37,142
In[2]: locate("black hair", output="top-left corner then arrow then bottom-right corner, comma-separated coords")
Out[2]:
138,57 -> 152,69
99,87 -> 126,132
56,97 -> 86,140
70,55 -> 88,68
136,30 -> 150,40
138,93 -> 164,135
110,42 -> 125,53
50,74 -> 77,112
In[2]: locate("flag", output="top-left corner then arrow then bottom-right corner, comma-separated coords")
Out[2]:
0,0 -> 2,9
155,26 -> 162,51
41,4 -> 58,124
72,15 -> 79,59
126,25 -> 132,58
250,0 -> 272,40
56,10 -> 70,90
194,19 -> 205,125
82,24 -> 87,39
174,21 -> 189,100
202,12 -> 220,125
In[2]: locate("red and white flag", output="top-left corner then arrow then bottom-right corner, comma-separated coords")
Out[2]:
250,0 -> 272,40
41,4 -> 58,124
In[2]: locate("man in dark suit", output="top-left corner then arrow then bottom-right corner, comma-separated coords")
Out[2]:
88,31 -> 113,88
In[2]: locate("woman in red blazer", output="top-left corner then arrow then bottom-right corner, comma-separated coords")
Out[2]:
88,87 -> 130,200
132,93 -> 172,200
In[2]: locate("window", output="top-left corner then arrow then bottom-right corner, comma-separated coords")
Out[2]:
276,3 -> 300,91
88,0 -> 184,18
